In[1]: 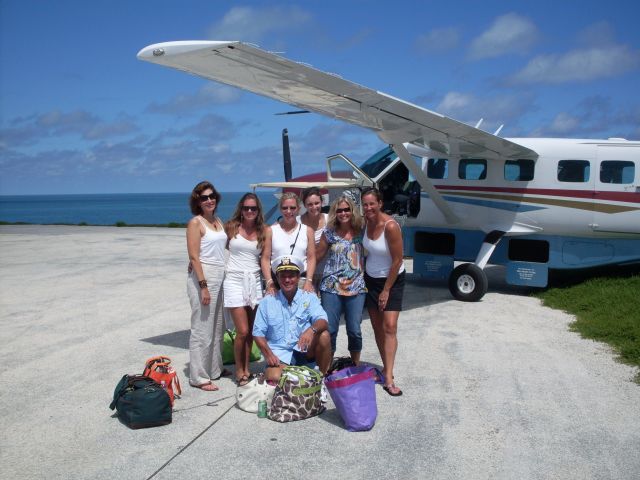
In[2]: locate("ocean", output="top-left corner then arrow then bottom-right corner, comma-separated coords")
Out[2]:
0,192 -> 280,226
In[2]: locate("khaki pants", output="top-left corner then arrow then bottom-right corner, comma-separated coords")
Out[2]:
187,262 -> 225,385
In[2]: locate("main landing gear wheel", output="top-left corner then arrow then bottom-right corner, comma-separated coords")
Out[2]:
448,263 -> 488,302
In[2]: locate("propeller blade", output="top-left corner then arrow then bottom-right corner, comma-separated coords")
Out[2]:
282,128 -> 292,182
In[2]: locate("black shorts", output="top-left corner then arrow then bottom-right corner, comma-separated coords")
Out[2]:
364,271 -> 405,312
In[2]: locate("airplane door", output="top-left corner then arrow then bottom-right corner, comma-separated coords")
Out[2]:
593,145 -> 640,234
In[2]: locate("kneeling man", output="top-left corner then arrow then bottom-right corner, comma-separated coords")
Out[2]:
253,256 -> 332,381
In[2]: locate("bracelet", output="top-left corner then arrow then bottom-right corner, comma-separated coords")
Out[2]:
266,279 -> 274,286
198,279 -> 208,288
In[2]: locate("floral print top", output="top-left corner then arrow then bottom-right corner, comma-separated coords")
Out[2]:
319,228 -> 367,296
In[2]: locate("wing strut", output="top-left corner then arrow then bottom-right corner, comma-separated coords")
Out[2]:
388,142 -> 460,224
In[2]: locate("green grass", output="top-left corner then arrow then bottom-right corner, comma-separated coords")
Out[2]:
535,271 -> 640,383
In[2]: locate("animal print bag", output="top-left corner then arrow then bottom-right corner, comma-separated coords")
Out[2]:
268,366 -> 325,422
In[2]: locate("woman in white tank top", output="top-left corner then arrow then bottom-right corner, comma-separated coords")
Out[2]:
261,192 -> 316,295
299,187 -> 328,290
362,187 -> 405,397
186,182 -> 227,391
223,193 -> 269,386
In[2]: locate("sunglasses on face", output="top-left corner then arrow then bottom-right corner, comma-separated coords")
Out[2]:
336,207 -> 351,214
199,193 -> 217,202
242,206 -> 258,212
281,206 -> 297,211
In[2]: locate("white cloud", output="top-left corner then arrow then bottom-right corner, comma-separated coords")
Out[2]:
146,84 -> 242,115
468,13 -> 538,60
415,27 -> 459,54
207,6 -> 311,44
509,44 -> 640,84
436,91 -> 535,131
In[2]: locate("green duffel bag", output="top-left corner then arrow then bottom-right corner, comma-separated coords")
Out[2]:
109,375 -> 172,429
222,329 -> 262,365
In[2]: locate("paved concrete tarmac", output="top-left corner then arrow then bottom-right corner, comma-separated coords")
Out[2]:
1,225 -> 639,480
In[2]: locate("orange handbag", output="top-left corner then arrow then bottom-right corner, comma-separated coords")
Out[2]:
143,356 -> 182,407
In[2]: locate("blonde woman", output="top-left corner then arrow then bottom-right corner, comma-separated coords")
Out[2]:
316,195 -> 366,364
261,192 -> 316,295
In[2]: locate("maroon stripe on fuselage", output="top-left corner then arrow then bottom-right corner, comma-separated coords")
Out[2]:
435,185 -> 640,204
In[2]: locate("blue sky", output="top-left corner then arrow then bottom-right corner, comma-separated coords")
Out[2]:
1,0 -> 639,194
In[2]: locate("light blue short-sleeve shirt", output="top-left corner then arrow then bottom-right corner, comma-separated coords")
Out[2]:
252,289 -> 327,364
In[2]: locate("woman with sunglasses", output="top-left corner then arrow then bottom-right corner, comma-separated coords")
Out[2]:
223,193 -> 268,386
186,181 -> 227,391
361,187 -> 405,397
298,187 -> 328,289
316,195 -> 366,365
261,192 -> 316,295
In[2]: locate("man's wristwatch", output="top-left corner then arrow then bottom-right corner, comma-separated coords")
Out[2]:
311,326 -> 318,334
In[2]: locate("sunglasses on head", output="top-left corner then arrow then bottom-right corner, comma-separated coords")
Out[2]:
336,207 -> 351,214
199,193 -> 217,202
281,206 -> 297,211
242,205 -> 258,212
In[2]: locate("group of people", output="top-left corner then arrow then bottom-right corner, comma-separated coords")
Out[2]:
186,181 -> 405,397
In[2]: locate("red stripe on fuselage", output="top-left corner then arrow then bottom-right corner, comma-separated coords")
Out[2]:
435,185 -> 640,204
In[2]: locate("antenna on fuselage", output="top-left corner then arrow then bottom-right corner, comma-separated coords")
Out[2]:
494,124 -> 504,136
475,118 -> 483,129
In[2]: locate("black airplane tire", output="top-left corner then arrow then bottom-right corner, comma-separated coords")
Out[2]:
448,263 -> 488,302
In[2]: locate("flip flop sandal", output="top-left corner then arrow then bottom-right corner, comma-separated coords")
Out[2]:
236,375 -> 250,387
193,382 -> 219,392
383,384 -> 403,397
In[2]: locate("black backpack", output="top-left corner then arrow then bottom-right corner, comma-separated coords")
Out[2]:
109,374 -> 172,429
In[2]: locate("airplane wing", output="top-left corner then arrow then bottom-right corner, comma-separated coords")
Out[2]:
251,180 -> 357,189
137,41 -> 538,160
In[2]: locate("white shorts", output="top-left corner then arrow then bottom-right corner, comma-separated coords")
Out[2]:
223,270 -> 263,308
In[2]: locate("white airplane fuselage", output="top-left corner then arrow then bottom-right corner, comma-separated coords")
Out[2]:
404,138 -> 640,238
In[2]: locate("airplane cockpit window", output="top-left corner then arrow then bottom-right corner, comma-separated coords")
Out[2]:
459,158 -> 487,180
427,158 -> 449,179
359,146 -> 396,179
558,160 -> 590,182
504,159 -> 535,181
599,161 -> 635,184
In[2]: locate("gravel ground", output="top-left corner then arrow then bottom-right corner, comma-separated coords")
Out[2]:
1,225 -> 638,480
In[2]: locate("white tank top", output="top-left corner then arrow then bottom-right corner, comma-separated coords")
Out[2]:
297,213 -> 328,244
363,220 -> 405,278
271,222 -> 308,271
197,216 -> 226,265
226,234 -> 261,273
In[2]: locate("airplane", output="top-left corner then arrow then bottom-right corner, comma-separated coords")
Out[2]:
137,40 -> 640,301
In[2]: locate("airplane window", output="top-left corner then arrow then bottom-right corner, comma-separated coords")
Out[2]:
557,160 -> 590,183
427,158 -> 448,179
599,161 -> 635,184
504,159 -> 535,181
459,158 -> 487,180
359,146 -> 396,178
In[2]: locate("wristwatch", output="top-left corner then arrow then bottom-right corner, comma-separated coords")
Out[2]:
311,326 -> 318,334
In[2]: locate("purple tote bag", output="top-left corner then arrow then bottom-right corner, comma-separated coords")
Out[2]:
325,365 -> 381,431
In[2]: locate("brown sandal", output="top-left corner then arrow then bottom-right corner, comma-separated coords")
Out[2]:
236,375 -> 250,386
382,384 -> 403,396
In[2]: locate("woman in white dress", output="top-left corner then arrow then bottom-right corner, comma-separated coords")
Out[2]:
261,192 -> 316,295
224,193 -> 269,386
299,187 -> 328,290
186,181 -> 226,391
